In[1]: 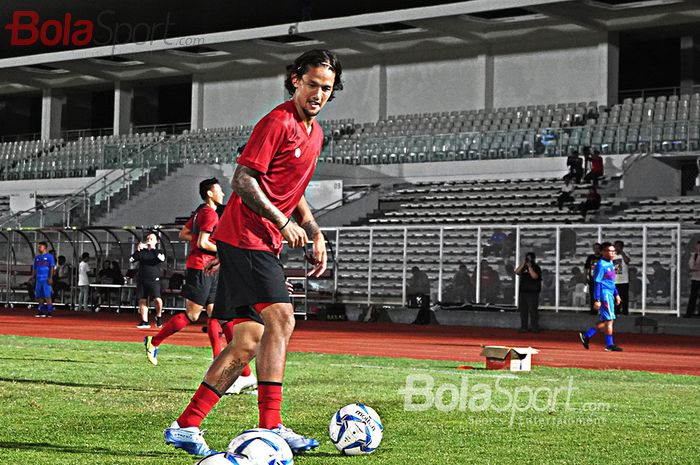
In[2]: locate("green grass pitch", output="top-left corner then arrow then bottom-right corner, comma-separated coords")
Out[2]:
0,335 -> 699,464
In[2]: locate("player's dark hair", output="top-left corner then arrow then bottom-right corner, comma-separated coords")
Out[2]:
145,230 -> 158,241
615,240 -> 624,246
38,241 -> 47,248
601,241 -> 614,251
284,49 -> 343,101
81,252 -> 90,260
199,177 -> 219,200
525,252 -> 536,262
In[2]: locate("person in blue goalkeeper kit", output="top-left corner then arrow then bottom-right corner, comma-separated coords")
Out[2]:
32,241 -> 55,318
578,242 -> 623,352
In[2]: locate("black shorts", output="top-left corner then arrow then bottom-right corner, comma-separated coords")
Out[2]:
211,242 -> 290,323
181,268 -> 218,306
136,279 -> 161,299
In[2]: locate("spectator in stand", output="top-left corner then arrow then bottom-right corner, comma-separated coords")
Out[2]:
583,149 -> 604,185
443,263 -> 473,304
581,146 -> 591,171
502,263 -> 515,303
515,252 -> 542,333
584,243 -> 602,315
628,267 -> 642,305
556,179 -> 575,210
563,150 -> 584,184
685,240 -> 700,317
475,259 -> 501,304
649,261 -> 670,297
407,266 -> 432,324
572,186 -> 601,220
487,228 -> 508,256
540,269 -> 556,305
564,266 -> 587,304
613,241 -> 631,315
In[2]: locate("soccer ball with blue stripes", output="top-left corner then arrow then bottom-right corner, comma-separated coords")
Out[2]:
329,403 -> 383,455
226,428 -> 293,465
195,452 -> 253,465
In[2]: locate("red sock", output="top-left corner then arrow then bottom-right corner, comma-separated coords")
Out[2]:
222,321 -> 234,343
258,382 -> 283,429
208,319 -> 223,358
177,383 -> 222,428
152,312 -> 190,347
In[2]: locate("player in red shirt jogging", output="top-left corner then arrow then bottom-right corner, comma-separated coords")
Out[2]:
164,49 -> 343,457
144,179 -> 253,391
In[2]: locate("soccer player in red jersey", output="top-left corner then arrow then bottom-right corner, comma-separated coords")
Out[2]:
164,49 -> 343,457
144,179 -> 252,385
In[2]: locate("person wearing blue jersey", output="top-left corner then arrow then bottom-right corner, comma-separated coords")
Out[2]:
32,241 -> 55,318
579,242 -> 623,351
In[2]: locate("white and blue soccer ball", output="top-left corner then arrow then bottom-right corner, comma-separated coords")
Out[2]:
226,428 -> 294,465
195,452 -> 254,465
329,403 -> 383,455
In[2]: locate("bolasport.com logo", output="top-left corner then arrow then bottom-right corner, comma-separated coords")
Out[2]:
2,10 -> 202,48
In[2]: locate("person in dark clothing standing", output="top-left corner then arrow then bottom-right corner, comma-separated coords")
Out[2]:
584,243 -> 602,315
515,252 -> 542,333
408,266 -> 432,324
686,240 -> 700,317
131,231 -> 166,329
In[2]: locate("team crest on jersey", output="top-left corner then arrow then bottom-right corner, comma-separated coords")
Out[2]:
294,147 -> 301,158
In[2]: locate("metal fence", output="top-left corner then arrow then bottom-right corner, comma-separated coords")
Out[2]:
1,223 -> 694,317
322,223 -> 687,316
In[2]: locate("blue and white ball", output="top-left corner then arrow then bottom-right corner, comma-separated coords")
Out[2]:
195,452 -> 254,465
226,428 -> 293,465
329,403 -> 383,455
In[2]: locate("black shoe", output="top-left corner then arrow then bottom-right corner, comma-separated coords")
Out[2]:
605,344 -> 623,352
518,328 -> 528,333
156,316 -> 163,328
531,328 -> 541,334
578,332 -> 590,350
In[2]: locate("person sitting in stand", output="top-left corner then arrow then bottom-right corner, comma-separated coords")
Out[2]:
571,186 -> 601,220
563,150 -> 584,184
556,179 -> 576,210
583,149 -> 604,185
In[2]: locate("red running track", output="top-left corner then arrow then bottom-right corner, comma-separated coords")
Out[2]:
1,309 -> 699,376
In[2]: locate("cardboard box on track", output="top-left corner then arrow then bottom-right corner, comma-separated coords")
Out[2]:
480,346 -> 539,372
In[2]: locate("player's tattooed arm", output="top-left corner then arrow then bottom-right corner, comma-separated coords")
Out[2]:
294,196 -> 321,239
233,164 -> 287,228
301,219 -> 321,239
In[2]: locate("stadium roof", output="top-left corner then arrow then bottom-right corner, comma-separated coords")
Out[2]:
0,0 -> 699,94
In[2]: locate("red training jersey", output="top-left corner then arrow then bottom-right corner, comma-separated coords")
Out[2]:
185,204 -> 219,270
213,100 -> 323,255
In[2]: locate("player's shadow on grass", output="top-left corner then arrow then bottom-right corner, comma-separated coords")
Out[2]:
0,376 -> 193,393
0,441 -> 173,457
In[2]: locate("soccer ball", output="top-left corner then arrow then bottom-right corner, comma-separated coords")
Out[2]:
195,452 -> 254,465
329,403 -> 383,455
227,428 -> 294,465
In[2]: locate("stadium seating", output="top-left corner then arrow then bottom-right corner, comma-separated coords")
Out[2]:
0,93 -> 697,177
318,94 -> 700,164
